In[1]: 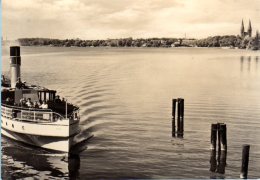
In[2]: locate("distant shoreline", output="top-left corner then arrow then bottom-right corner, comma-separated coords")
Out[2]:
3,44 -> 258,51
3,36 -> 260,50
19,45 -> 244,50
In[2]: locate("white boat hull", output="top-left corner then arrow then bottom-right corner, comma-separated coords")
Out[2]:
1,127 -> 76,152
1,116 -> 80,152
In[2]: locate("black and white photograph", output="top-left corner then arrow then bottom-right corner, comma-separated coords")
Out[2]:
1,0 -> 260,179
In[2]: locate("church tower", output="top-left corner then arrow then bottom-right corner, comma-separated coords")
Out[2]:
248,20 -> 252,37
241,20 -> 245,37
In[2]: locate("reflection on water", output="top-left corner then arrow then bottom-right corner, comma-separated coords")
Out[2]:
248,56 -> 251,72
209,150 -> 217,172
255,56 -> 258,71
240,56 -> 244,72
1,137 -> 81,179
68,154 -> 80,179
1,47 -> 260,179
240,55 -> 259,73
217,151 -> 227,174
209,150 -> 227,178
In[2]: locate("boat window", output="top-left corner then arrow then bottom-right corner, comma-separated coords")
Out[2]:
46,93 -> 49,101
49,93 -> 52,100
41,92 -> 45,101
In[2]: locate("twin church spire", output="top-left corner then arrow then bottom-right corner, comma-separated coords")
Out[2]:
241,19 -> 252,38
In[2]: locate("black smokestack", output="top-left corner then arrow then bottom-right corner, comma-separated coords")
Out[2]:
10,46 -> 21,88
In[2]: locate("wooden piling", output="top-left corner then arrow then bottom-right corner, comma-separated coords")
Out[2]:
177,98 -> 184,137
209,150 -> 217,172
172,99 -> 177,137
177,98 -> 181,136
210,124 -> 218,150
209,123 -> 227,174
219,124 -> 227,151
240,145 -> 250,179
217,151 -> 227,174
217,123 -> 222,153
180,98 -> 184,135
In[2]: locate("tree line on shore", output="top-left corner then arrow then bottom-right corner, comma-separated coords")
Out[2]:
195,35 -> 259,49
18,37 -> 187,47
17,35 -> 259,49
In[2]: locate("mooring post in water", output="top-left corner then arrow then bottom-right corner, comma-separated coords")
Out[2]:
210,124 -> 218,150
219,124 -> 227,151
180,98 -> 184,135
177,98 -> 184,137
209,123 -> 227,174
172,99 -> 177,137
209,150 -> 217,172
240,145 -> 250,179
177,98 -> 181,136
217,123 -> 222,153
217,150 -> 227,174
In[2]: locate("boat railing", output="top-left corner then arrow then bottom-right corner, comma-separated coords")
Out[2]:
1,103 -> 53,112
1,104 -> 66,123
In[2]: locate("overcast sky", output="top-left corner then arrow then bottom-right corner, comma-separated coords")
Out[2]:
2,0 -> 260,40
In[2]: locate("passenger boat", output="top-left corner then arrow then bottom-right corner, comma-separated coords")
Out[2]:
1,46 -> 80,153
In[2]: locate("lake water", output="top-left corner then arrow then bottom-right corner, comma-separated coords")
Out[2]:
1,46 -> 260,179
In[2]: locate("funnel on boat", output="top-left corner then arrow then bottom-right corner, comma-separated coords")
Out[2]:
10,46 -> 21,88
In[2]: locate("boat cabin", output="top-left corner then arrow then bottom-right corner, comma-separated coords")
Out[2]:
1,87 -> 79,118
